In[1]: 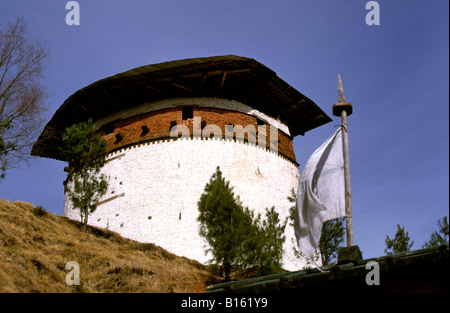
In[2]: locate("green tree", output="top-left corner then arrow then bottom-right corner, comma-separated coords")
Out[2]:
288,188 -> 345,265
240,206 -> 287,278
59,119 -> 108,233
287,188 -> 297,228
423,216 -> 449,248
319,217 -> 345,265
256,207 -> 286,275
384,224 -> 414,255
197,167 -> 286,281
197,167 -> 251,281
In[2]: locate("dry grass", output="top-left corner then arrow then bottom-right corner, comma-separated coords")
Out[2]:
0,199 -> 220,293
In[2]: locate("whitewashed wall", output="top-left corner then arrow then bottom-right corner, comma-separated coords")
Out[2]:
63,138 -> 305,270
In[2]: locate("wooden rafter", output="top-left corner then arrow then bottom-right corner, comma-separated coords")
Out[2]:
220,71 -> 227,89
172,83 -> 196,93
76,103 -> 92,114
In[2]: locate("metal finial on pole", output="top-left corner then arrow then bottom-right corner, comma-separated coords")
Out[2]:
338,74 -> 346,103
332,74 -> 354,247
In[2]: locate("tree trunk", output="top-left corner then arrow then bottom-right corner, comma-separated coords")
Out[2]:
82,167 -> 88,233
82,207 -> 88,233
224,260 -> 231,282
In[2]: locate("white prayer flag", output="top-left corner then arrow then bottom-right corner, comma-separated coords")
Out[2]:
294,127 -> 346,259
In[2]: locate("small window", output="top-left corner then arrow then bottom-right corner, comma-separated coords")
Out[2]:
170,120 -> 177,132
182,107 -> 193,120
140,125 -> 149,137
114,133 -> 123,144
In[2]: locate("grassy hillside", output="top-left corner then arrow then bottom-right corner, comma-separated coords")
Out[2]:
0,199 -> 219,293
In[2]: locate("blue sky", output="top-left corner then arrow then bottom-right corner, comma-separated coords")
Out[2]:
0,0 -> 448,260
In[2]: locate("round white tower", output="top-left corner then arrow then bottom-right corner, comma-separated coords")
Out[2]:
32,55 -> 331,271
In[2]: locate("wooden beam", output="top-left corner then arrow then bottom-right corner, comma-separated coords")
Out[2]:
181,72 -> 203,79
278,99 -> 306,115
206,70 -> 224,76
220,71 -> 227,89
201,70 -> 223,85
155,77 -> 174,83
145,84 -> 164,94
76,103 -> 92,114
172,83 -> 196,93
226,68 -> 252,74
201,73 -> 209,85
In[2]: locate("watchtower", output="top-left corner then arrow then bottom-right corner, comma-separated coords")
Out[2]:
32,55 -> 331,270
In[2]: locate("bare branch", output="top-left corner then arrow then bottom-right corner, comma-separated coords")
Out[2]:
0,17 -> 49,181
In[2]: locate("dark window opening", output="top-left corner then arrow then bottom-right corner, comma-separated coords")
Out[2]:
201,120 -> 206,130
170,120 -> 177,132
140,125 -> 149,137
114,133 -> 123,144
182,107 -> 193,120
256,118 -> 265,126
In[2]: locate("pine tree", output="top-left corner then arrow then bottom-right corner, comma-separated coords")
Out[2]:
423,216 -> 449,248
319,217 -> 345,265
59,119 -> 108,233
384,224 -> 414,255
288,188 -> 345,265
197,167 -> 252,281
197,167 -> 286,281
256,207 -> 286,275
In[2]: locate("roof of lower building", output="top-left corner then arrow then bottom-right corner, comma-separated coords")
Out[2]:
205,245 -> 449,293
31,55 -> 331,160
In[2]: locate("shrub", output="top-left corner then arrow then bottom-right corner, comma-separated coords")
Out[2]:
32,205 -> 47,217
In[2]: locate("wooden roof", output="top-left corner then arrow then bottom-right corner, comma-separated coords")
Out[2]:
206,245 -> 450,293
31,55 -> 331,160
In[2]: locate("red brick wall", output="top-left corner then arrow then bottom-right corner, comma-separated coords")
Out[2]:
98,107 -> 297,163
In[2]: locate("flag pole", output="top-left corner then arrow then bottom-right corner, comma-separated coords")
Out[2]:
333,74 -> 354,247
